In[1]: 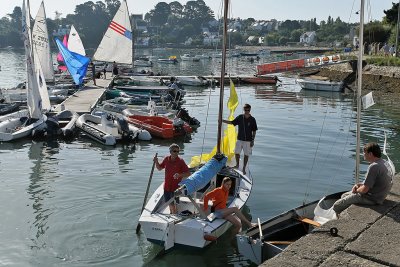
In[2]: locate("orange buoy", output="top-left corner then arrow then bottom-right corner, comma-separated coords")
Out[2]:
313,57 -> 321,65
332,55 -> 340,62
322,56 -> 329,64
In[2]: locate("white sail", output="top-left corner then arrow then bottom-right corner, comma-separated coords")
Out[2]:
34,48 -> 51,112
68,25 -> 86,56
32,1 -> 54,81
23,0 -> 45,119
93,0 -> 132,64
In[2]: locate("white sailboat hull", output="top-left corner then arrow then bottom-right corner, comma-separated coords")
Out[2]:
139,166 -> 253,250
0,114 -> 47,141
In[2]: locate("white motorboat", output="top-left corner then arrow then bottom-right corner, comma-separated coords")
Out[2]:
180,54 -> 200,62
91,109 -> 152,141
296,77 -> 343,92
175,76 -> 209,87
76,113 -> 138,146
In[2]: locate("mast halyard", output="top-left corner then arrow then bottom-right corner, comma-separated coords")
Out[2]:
355,0 -> 365,184
217,0 -> 229,154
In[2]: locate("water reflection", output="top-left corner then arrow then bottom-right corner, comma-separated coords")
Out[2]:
27,141 -> 60,246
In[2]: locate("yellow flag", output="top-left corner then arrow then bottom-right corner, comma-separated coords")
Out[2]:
189,80 -> 238,167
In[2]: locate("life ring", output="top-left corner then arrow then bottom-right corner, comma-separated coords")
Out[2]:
322,56 -> 329,64
313,57 -> 321,65
332,55 -> 340,62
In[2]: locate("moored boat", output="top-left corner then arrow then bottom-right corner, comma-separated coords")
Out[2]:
236,192 -> 343,265
122,109 -> 192,139
296,77 -> 343,92
76,113 -> 137,145
136,0 -> 254,251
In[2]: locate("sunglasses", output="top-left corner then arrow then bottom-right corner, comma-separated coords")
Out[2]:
171,150 -> 179,153
244,109 -> 250,111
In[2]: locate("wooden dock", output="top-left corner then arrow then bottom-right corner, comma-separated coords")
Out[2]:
52,77 -> 111,114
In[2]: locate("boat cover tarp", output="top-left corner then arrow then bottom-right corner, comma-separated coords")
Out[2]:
179,156 -> 227,195
55,38 -> 90,85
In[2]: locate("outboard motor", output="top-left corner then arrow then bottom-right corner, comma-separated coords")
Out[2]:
176,108 -> 200,127
32,117 -> 61,139
116,117 -> 134,142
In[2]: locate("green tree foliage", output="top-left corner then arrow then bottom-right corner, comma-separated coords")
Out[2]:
363,21 -> 391,44
383,2 -> 399,25
0,0 -> 397,49
147,2 -> 171,26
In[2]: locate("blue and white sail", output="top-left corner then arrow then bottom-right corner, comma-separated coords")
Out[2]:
92,0 -> 132,64
179,156 -> 227,195
55,38 -> 90,85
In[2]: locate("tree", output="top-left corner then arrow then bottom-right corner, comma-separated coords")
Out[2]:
147,2 -> 170,26
383,2 -> 399,25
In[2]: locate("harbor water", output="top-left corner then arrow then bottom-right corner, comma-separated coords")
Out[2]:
0,48 -> 399,267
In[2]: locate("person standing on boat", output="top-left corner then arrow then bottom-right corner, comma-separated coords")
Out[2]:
223,103 -> 258,175
203,177 -> 254,234
90,62 -> 96,86
332,142 -> 394,215
154,144 -> 190,214
112,61 -> 118,76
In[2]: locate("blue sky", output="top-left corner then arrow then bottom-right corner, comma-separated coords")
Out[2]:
1,0 -> 396,23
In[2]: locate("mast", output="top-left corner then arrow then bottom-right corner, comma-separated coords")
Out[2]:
217,0 -> 229,154
127,0 -> 135,69
355,0 -> 365,184
395,0 -> 400,57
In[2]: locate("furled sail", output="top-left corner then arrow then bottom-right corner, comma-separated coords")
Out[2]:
55,38 -> 90,85
32,1 -> 54,81
189,80 -> 238,167
93,0 -> 132,64
178,156 -> 227,195
68,25 -> 86,56
23,0 -> 44,119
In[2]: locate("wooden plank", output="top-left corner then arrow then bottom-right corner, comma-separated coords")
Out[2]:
53,78 -> 110,114
297,217 -> 321,227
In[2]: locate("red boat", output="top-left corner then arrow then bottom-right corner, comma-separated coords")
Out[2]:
123,113 -> 192,139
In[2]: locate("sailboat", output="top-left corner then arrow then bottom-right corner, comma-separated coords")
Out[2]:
68,25 -> 86,56
93,0 -> 133,67
93,0 -> 151,71
0,0 -> 47,141
236,1 -> 395,264
137,0 -> 254,250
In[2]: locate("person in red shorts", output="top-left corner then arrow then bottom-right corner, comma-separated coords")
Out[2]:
154,144 -> 190,214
